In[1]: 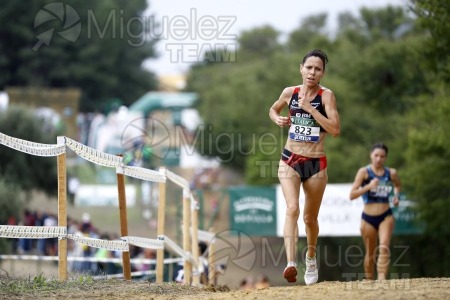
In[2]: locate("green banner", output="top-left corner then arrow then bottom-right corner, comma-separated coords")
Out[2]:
229,186 -> 277,236
392,195 -> 424,235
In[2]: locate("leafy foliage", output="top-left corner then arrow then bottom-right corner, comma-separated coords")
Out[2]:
238,26 -> 282,59
412,0 -> 450,80
0,106 -> 57,195
0,179 -> 24,224
287,14 -> 329,52
402,84 -> 450,275
401,0 -> 450,276
0,0 -> 158,111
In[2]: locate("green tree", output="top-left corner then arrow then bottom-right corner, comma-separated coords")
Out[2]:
287,14 -> 329,53
0,105 -> 57,195
324,5 -> 423,182
344,38 -> 427,114
238,26 -> 281,59
333,5 -> 420,112
402,84 -> 450,276
359,5 -> 413,41
0,179 -> 24,225
0,0 -> 158,112
412,0 -> 450,80
404,86 -> 449,235
398,0 -> 450,276
0,179 -> 24,253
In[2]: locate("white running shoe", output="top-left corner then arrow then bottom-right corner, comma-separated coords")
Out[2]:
304,255 -> 318,285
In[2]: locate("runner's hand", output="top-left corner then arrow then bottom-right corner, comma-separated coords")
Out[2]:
368,178 -> 379,190
393,195 -> 399,207
276,116 -> 290,127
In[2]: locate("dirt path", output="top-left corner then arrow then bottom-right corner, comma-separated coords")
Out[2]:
2,277 -> 447,300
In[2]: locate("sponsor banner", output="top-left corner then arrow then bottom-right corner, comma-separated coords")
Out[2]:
229,186 -> 277,236
391,195 -> 424,235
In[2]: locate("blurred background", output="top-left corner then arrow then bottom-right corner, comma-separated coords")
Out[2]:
0,0 -> 448,289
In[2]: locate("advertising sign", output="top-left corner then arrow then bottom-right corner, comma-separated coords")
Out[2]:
229,186 -> 277,236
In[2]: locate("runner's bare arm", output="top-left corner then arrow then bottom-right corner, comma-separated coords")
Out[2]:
390,168 -> 402,206
269,87 -> 295,127
349,168 -> 372,200
307,89 -> 340,137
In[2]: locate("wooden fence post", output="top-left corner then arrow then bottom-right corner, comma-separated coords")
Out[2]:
208,227 -> 216,286
156,167 -> 166,283
116,159 -> 131,280
191,200 -> 200,285
183,189 -> 192,284
57,136 -> 67,281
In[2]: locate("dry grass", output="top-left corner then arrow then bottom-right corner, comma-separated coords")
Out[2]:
0,272 -> 230,300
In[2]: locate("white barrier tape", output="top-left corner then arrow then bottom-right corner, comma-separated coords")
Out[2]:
161,235 -> 196,267
1,225 -> 190,257
0,255 -> 183,265
165,169 -> 190,190
0,132 -> 65,157
121,165 -> 166,183
0,132 -> 58,149
122,236 -> 164,250
0,225 -> 67,239
65,138 -> 122,168
67,234 -> 129,252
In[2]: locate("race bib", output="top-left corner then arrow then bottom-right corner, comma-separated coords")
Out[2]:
369,181 -> 393,198
288,116 -> 320,142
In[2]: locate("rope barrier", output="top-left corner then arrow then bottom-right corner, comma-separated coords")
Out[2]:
119,165 -> 166,183
160,235 -> 196,267
0,228 -> 193,265
123,236 -> 164,250
0,132 -> 65,157
0,255 -> 183,265
66,234 -> 129,252
165,169 -> 190,190
65,137 -> 122,168
0,225 -> 67,239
